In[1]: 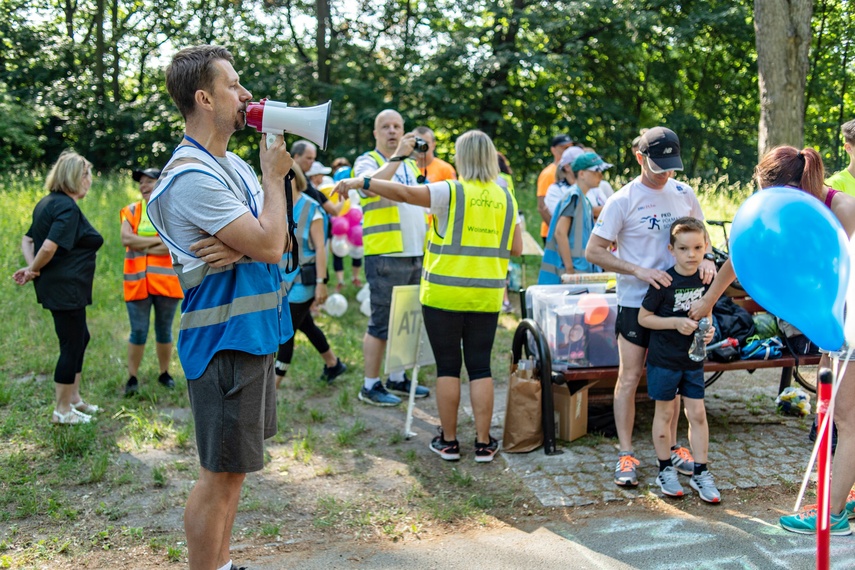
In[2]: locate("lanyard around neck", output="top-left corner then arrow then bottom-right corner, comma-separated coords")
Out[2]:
181,135 -> 258,217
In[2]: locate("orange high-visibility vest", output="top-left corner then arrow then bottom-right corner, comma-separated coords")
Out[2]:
120,201 -> 183,302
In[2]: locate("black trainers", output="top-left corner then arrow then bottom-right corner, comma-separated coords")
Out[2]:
386,373 -> 430,398
158,372 -> 175,389
474,436 -> 499,463
429,430 -> 461,461
809,416 -> 838,455
320,358 -> 347,384
124,376 -> 139,397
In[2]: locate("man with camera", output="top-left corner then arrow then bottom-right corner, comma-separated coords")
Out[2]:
352,109 -> 430,406
413,126 -> 457,182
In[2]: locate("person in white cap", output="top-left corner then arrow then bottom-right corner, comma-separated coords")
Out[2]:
585,126 -> 716,489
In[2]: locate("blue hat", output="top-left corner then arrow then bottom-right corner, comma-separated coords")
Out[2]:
571,152 -> 613,174
333,166 -> 352,182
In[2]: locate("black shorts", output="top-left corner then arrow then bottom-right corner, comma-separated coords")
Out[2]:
187,351 -> 277,473
615,305 -> 650,348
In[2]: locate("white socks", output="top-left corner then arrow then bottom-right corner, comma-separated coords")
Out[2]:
217,561 -> 233,570
364,377 -> 380,390
389,370 -> 405,382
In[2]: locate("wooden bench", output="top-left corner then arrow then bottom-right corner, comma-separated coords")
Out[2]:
512,293 -> 821,455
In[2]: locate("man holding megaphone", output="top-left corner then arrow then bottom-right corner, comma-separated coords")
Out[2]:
146,45 -> 295,570
353,109 -> 431,406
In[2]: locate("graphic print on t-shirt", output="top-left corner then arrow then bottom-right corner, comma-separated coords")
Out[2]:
673,286 -> 704,312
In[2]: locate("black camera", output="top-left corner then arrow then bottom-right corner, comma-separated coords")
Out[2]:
413,137 -> 429,153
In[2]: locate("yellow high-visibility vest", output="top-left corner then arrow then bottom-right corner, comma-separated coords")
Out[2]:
420,179 -> 517,313
361,150 -> 421,255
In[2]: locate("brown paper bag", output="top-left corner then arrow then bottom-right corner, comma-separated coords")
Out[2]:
502,357 -> 543,453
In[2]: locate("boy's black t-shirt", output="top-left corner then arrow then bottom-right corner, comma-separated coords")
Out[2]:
641,266 -> 709,371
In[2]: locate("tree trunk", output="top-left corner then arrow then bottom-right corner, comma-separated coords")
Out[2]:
754,0 -> 813,156
315,0 -> 330,87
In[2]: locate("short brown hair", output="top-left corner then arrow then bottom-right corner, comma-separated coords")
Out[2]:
165,45 -> 234,119
669,217 -> 707,246
842,119 -> 855,146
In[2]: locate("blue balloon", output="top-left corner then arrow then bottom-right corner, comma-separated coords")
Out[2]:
730,187 -> 849,351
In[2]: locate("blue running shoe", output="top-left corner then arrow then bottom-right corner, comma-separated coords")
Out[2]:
780,508 -> 851,535
386,373 -> 429,398
358,381 -> 402,407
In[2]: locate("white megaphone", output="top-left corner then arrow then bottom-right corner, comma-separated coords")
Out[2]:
245,99 -> 331,150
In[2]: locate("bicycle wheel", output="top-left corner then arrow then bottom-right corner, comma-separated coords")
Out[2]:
704,370 -> 725,388
793,364 -> 818,393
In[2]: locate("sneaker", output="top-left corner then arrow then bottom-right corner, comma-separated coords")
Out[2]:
689,470 -> 721,503
124,376 -> 139,397
474,436 -> 499,463
501,300 -> 513,314
386,374 -> 429,398
614,452 -> 640,487
656,466 -> 685,497
429,430 -> 460,461
158,372 -> 175,389
800,488 -> 855,520
52,408 -> 92,425
779,508 -> 852,536
670,446 -> 695,476
358,381 -> 402,407
320,359 -> 347,384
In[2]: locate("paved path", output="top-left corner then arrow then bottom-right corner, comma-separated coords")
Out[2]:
488,368 -> 817,508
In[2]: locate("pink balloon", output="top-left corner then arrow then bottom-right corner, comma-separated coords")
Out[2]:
347,224 -> 363,247
331,216 -> 350,237
344,208 -> 363,225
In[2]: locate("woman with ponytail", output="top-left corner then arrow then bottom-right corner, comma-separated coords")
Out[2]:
691,146 -> 855,535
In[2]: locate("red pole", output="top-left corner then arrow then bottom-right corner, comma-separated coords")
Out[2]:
816,368 -> 834,570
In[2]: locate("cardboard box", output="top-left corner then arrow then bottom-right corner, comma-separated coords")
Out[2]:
552,381 -> 598,442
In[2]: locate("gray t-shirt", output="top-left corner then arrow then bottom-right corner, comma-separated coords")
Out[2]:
154,156 -> 260,258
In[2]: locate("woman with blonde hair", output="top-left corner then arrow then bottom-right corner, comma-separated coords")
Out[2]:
13,150 -> 104,424
335,130 -> 522,462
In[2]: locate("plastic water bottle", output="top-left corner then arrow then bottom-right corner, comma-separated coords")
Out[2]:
689,317 -> 711,362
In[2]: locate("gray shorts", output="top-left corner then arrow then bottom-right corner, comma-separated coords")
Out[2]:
364,255 -> 422,340
187,350 -> 277,473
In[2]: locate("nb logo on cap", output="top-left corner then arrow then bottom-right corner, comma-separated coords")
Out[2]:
662,147 -> 674,154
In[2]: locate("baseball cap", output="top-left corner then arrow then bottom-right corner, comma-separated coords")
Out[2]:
638,127 -> 683,172
571,152 -> 613,174
550,134 -> 574,148
132,167 -> 161,182
305,161 -> 332,177
558,146 -> 586,170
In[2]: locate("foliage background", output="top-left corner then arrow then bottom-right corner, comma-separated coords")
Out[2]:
1,0 -> 852,184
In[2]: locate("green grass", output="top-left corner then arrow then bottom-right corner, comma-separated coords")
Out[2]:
0,171 -> 752,565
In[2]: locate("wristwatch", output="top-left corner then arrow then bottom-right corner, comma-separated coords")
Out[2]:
389,156 -> 405,162
363,177 -> 371,190
703,253 -> 715,262
316,277 -> 328,284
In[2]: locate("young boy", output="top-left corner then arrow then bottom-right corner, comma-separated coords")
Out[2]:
638,217 -> 720,503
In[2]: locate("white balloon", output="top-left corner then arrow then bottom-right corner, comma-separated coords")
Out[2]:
845,236 -> 855,345
360,297 -> 372,317
331,235 -> 351,258
350,245 -> 364,260
356,283 -> 371,303
323,293 -> 348,317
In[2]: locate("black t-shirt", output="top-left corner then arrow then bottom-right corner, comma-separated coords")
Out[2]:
641,266 -> 708,370
26,192 -> 103,311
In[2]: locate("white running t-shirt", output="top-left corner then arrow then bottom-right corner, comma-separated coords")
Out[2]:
591,176 -> 704,307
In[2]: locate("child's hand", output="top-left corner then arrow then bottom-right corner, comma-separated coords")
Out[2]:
703,325 -> 716,344
675,317 -> 698,336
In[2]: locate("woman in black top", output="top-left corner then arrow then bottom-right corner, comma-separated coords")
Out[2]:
13,150 -> 104,424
